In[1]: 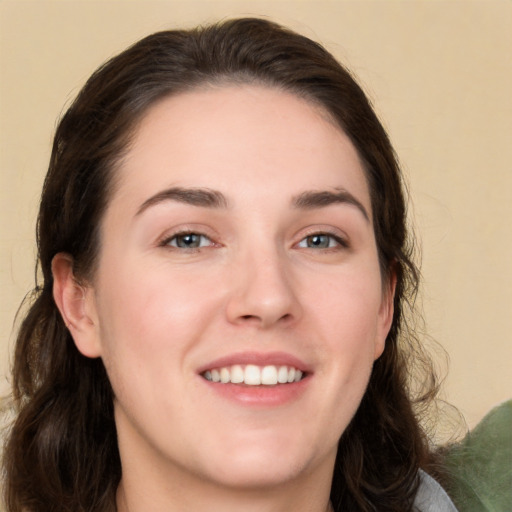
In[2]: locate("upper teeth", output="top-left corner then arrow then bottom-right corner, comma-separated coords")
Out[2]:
203,365 -> 303,386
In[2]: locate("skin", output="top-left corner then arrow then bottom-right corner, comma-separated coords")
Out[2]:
53,85 -> 395,512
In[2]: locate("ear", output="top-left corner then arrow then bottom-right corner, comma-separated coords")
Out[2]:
52,253 -> 102,358
374,270 -> 397,360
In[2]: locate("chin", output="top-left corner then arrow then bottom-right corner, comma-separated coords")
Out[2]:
206,456 -> 306,490
198,432 -> 329,490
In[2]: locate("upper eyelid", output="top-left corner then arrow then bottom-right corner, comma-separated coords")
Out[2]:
296,225 -> 349,241
157,225 -> 218,243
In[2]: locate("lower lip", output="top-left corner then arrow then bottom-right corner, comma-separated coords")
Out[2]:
201,376 -> 310,407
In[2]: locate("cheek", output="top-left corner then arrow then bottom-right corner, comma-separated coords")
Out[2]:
301,275 -> 383,449
93,261 -> 228,390
92,269 -> 214,420
97,260 -> 214,335
307,268 -> 384,393
310,270 -> 384,345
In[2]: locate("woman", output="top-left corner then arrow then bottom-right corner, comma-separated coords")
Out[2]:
2,18 -> 457,511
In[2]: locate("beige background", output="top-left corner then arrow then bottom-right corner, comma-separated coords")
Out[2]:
1,0 -> 510,434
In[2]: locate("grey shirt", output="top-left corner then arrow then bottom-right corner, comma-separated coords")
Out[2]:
414,470 -> 458,512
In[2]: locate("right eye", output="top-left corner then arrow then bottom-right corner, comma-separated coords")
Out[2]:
162,232 -> 214,249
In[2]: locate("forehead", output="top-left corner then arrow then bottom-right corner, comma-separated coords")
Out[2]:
112,84 -> 371,214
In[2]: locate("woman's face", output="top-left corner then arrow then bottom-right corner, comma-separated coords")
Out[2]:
75,85 -> 394,491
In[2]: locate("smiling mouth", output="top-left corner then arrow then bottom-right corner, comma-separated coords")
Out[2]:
202,364 -> 305,386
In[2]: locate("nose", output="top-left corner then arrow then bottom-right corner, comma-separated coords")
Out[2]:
225,249 -> 302,329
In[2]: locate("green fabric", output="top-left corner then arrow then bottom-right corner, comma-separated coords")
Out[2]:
444,400 -> 512,512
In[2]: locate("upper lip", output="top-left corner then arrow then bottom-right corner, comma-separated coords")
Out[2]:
196,351 -> 311,374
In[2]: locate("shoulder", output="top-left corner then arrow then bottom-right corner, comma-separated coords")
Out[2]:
443,399 -> 512,510
413,469 -> 458,512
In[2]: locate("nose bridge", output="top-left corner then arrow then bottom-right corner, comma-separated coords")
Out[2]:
226,238 -> 301,327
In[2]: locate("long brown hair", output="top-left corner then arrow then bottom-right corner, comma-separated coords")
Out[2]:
2,18 -> 440,511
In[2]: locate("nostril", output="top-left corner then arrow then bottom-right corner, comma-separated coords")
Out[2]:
240,313 -> 292,323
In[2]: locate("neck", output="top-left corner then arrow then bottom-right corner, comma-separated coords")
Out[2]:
116,483 -> 334,512
116,454 -> 335,512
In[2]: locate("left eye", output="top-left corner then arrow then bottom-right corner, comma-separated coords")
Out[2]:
165,233 -> 213,249
297,234 -> 342,249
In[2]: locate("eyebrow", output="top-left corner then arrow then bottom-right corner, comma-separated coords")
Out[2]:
292,189 -> 370,222
136,185 -> 369,221
136,187 -> 229,215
